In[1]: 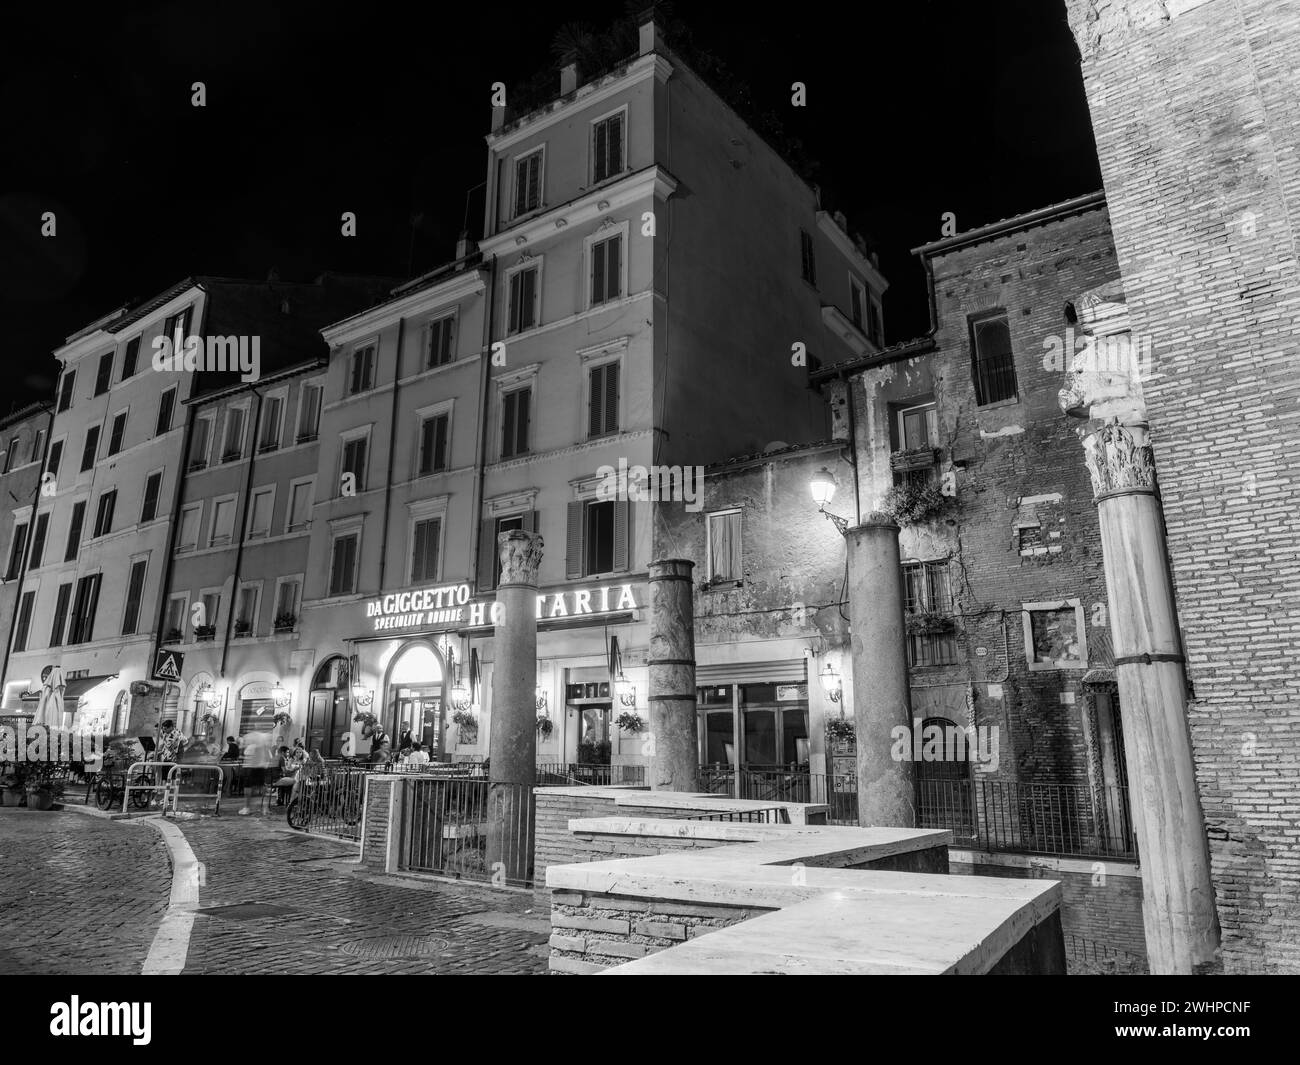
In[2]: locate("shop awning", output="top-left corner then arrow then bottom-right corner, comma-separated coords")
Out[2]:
63,675 -> 117,704
696,659 -> 807,686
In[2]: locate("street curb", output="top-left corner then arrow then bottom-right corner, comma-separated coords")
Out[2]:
138,816 -> 202,976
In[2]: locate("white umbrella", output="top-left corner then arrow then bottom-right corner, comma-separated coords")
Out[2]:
35,666 -> 65,729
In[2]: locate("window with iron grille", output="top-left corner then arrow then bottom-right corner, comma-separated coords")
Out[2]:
426,315 -> 455,369
107,411 -> 127,456
411,517 -> 441,583
903,560 -> 958,667
328,533 -> 359,596
94,351 -> 114,396
13,591 -> 35,652
592,113 -> 625,183
800,229 -> 817,286
92,490 -> 116,538
590,233 -> 622,306
507,265 -> 539,334
418,413 -> 449,475
121,559 -> 148,636
349,345 -> 376,394
514,150 -> 543,216
501,387 -> 530,458
141,472 -> 162,524
67,573 -> 102,645
80,425 -> 100,472
588,362 -> 619,438
969,311 -> 1018,405
49,583 -> 72,647
29,513 -> 48,569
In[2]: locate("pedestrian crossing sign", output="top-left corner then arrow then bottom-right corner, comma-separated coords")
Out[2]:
152,649 -> 184,682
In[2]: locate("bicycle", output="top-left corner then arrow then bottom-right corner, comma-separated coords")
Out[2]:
286,771 -> 363,832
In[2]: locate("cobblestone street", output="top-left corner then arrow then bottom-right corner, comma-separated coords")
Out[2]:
0,808 -> 548,975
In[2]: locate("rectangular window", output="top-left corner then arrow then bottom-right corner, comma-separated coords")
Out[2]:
418,414 -> 449,476
297,384 -> 322,442
190,417 -> 211,470
222,408 -> 245,462
900,404 -> 938,451
903,560 -> 957,667
707,510 -> 743,583
155,387 -> 177,436
5,522 -> 28,580
121,559 -> 148,636
200,592 -> 220,636
258,396 -> 282,452
49,583 -> 72,647
328,533 -> 359,596
31,429 -> 45,465
275,579 -> 300,622
501,387 -> 530,458
566,498 -> 629,579
426,315 -> 455,369
29,513 -> 49,569
1024,600 -> 1086,670
80,425 -> 100,472
514,150 -> 543,216
341,437 -> 367,493
94,351 -> 114,396
92,490 -> 116,538
177,504 -> 201,551
64,502 -> 85,561
592,112 -> 625,183
163,307 -> 192,357
969,311 -> 1018,405
108,411 -> 127,456
141,471 -> 162,523
590,233 -> 623,306
210,498 -> 235,546
588,362 -> 619,438
67,573 -> 102,645
236,585 -> 259,634
12,591 -> 35,653
349,345 -> 375,395
411,517 -> 441,583
287,481 -> 312,532
507,266 -> 538,335
800,230 -> 817,286
868,299 -> 883,347
121,337 -> 141,379
247,488 -> 272,539
45,440 -> 62,482
850,277 -> 866,331
57,371 -> 75,413
3,437 -> 16,473
164,596 -> 187,640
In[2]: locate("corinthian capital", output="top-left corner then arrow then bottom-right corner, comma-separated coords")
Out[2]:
1081,421 -> 1157,497
497,530 -> 544,586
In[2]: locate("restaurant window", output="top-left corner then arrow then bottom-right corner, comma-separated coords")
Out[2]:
903,560 -> 957,667
696,683 -> 810,775
121,559 -> 148,636
969,311 -> 1018,405
566,499 -> 629,579
706,510 -> 743,583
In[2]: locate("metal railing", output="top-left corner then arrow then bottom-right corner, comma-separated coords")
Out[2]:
400,777 -> 534,887
286,763 -> 373,840
535,763 -> 646,787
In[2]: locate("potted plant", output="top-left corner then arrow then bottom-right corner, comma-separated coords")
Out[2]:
271,710 -> 292,730
906,609 -> 956,636
1,763 -> 27,807
825,716 -> 856,742
535,716 -> 554,740
194,624 -> 216,641
273,611 -> 296,633
164,628 -> 183,643
353,710 -> 378,737
615,711 -> 645,733
23,761 -> 62,811
577,739 -> 611,766
881,481 -> 950,527
233,618 -> 252,637
451,709 -> 478,743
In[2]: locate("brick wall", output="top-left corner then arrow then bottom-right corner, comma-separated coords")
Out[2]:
1064,0 -> 1300,974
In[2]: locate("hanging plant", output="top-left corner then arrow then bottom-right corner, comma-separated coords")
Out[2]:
271,710 -> 292,729
451,709 -> 478,730
536,717 -> 554,739
200,712 -> 221,729
906,610 -> 956,636
353,710 -> 378,736
615,711 -> 645,733
881,482 -> 950,527
825,717 -> 856,741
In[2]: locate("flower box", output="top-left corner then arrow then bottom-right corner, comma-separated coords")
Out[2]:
890,447 -> 938,473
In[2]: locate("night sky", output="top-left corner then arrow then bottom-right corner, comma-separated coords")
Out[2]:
0,0 -> 1099,412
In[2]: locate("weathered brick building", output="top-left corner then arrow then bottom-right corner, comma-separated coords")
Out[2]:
1064,0 -> 1300,974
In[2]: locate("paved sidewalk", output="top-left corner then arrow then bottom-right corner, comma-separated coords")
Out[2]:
0,808 -> 171,975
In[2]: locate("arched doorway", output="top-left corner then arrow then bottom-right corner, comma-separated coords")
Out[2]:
384,643 -> 445,760
914,716 -> 974,835
308,655 -> 351,759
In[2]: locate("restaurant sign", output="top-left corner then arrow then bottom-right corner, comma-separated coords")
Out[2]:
362,581 -> 641,635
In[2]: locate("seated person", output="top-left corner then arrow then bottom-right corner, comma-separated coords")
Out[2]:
403,741 -> 431,767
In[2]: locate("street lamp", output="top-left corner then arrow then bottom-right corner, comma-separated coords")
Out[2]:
818,661 -> 843,704
810,467 -> 850,535
271,680 -> 291,708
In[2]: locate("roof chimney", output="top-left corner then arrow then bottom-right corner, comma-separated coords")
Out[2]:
638,10 -> 663,56
560,62 -> 579,95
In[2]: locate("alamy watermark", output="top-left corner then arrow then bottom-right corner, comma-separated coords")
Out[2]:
0,723 -> 105,764
152,333 -> 261,382
594,458 -> 704,511
890,719 -> 999,772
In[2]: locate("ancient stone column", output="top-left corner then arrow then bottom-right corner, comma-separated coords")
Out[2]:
1061,286 -> 1220,973
647,558 -> 699,792
845,515 -> 916,826
486,529 -> 542,882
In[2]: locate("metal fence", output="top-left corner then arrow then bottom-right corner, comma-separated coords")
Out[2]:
535,763 -> 646,786
285,763 -> 374,841
400,777 -> 534,887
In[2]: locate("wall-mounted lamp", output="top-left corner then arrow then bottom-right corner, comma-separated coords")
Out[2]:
819,661 -> 843,704
810,468 -> 851,536
271,680 -> 292,708
535,685 -> 548,714
351,683 -> 374,707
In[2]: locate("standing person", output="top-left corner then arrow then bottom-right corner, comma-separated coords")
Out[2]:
155,720 -> 187,765
370,728 -> 391,765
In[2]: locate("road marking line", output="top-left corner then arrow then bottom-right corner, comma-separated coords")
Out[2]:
140,816 -> 201,976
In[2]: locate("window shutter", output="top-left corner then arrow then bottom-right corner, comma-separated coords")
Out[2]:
517,388 -> 531,453
613,499 -> 629,572
477,520 -> 498,592
412,521 -> 428,581
588,365 -> 604,437
594,121 -> 608,180
592,241 -> 606,305
514,159 -> 527,217
508,273 -> 522,332
566,501 -> 584,579
609,235 -> 621,300
527,155 -> 540,210
501,392 -> 515,457
434,415 -> 449,471
522,269 -> 537,329
605,361 -> 619,434
610,115 -> 623,175
522,509 -> 537,533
